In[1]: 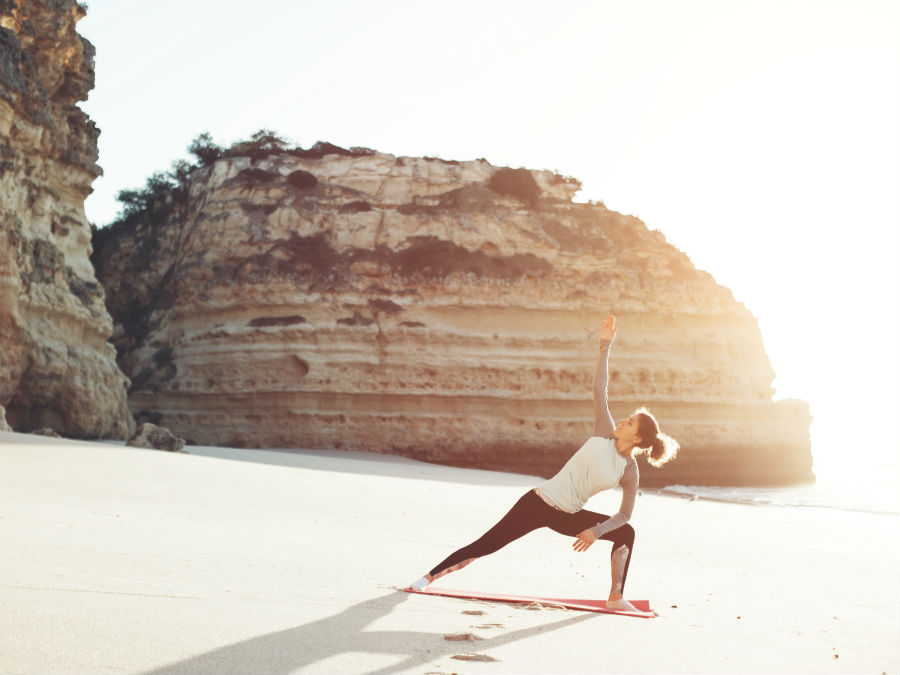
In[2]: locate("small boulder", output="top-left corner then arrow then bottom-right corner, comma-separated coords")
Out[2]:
127,422 -> 186,452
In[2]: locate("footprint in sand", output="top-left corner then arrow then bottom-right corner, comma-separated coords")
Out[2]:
452,653 -> 500,662
473,623 -> 504,629
520,601 -> 566,610
444,633 -> 484,642
462,610 -> 484,616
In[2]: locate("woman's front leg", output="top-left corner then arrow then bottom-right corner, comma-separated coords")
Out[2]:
413,490 -> 546,587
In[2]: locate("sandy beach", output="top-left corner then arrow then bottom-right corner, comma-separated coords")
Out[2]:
1,431 -> 897,675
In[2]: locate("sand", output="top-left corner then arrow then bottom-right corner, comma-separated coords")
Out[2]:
1,430 -> 897,674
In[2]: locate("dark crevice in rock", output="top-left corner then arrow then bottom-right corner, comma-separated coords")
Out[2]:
286,170 -> 318,190
248,315 -> 307,328
339,200 -> 372,213
337,312 -> 375,327
129,361 -> 176,394
66,267 -> 101,308
152,347 -> 173,367
212,233 -> 551,289
379,236 -> 552,280
0,26 -> 26,94
487,167 -> 540,206
30,239 -> 64,284
367,298 -> 403,315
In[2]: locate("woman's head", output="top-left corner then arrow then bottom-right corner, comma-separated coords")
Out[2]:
615,407 -> 679,468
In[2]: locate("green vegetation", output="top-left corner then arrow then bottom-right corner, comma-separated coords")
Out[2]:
101,130 -> 374,230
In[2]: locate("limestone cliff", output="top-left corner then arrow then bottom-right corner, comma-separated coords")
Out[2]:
92,145 -> 812,486
0,0 -> 131,437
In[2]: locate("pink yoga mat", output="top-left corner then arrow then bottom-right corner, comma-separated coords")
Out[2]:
405,586 -> 656,618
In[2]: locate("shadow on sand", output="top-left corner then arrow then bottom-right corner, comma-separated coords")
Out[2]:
143,590 -> 594,675
183,445 -> 539,487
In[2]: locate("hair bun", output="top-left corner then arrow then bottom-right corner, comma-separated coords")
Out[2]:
647,431 -> 679,468
633,407 -> 680,468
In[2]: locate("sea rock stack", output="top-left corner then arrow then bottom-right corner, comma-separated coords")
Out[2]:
0,0 -> 131,437
92,143 -> 812,486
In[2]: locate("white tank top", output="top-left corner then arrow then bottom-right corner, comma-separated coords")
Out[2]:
535,436 -> 627,513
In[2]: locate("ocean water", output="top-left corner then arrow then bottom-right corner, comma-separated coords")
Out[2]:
659,452 -> 900,516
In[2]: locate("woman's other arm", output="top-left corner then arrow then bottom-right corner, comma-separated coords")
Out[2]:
589,461 -> 637,539
572,461 -> 638,552
593,314 -> 617,438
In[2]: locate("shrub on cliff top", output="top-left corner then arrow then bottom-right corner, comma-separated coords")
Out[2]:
297,141 -> 365,159
187,132 -> 223,166
115,171 -> 180,221
227,129 -> 290,161
187,131 -> 374,168
106,131 -> 371,229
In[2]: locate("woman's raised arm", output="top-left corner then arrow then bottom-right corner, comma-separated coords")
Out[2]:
592,314 -> 617,438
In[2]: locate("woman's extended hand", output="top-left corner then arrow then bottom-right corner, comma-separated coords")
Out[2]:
598,314 -> 617,343
572,529 -> 597,553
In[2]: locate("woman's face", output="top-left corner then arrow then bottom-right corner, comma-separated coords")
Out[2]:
614,415 -> 642,446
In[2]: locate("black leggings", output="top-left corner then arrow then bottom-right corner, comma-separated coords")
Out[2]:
428,489 -> 635,591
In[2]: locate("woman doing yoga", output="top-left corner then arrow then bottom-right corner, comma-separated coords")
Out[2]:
407,315 -> 679,612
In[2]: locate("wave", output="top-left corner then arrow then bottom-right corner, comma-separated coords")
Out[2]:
653,483 -> 900,516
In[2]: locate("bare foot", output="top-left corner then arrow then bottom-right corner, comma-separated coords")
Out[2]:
606,597 -> 639,612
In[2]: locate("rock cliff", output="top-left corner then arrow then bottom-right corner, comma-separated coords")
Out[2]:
92,143 -> 812,486
0,0 -> 131,437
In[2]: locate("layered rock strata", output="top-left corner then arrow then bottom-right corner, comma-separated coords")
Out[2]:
92,150 -> 812,485
0,0 -> 131,437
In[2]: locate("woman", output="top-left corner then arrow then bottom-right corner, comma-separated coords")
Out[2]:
407,314 -> 679,611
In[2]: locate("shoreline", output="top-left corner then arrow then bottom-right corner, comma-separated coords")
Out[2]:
651,485 -> 900,516
188,443 -> 900,515
2,431 -> 898,674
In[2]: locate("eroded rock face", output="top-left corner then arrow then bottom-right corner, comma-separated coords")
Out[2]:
0,0 -> 131,437
93,150 -> 812,485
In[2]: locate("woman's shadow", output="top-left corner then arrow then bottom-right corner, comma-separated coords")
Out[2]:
143,590 -> 595,675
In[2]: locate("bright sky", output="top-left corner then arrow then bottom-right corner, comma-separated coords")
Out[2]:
78,0 -> 899,477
